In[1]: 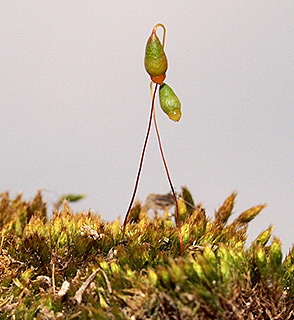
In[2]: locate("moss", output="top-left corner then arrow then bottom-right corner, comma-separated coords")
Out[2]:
0,189 -> 293,319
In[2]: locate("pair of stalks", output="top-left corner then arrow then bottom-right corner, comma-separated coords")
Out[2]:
122,24 -> 183,256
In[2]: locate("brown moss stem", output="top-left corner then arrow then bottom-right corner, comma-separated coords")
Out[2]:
152,94 -> 184,256
122,84 -> 159,240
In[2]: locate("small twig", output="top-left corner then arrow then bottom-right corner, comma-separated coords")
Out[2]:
0,296 -> 13,311
74,269 -> 99,304
0,235 -> 4,254
52,263 -> 56,295
57,280 -> 70,297
100,268 -> 112,294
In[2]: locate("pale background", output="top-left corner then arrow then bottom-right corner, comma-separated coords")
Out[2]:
1,2 -> 293,254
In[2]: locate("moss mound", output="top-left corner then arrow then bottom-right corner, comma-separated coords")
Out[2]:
0,189 -> 294,319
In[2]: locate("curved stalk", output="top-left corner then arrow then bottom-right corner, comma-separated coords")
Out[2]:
151,82 -> 184,256
122,84 -> 159,240
153,23 -> 166,48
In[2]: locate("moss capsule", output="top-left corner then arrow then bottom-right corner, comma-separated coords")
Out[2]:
144,30 -> 168,84
159,83 -> 182,121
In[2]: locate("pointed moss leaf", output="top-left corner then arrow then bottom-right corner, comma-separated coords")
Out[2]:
59,194 -> 85,203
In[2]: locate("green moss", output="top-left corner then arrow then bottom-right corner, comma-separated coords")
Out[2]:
0,189 -> 293,319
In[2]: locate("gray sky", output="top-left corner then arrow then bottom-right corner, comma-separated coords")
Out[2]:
1,2 -> 293,254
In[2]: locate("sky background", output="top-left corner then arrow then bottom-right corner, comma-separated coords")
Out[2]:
1,2 -> 293,254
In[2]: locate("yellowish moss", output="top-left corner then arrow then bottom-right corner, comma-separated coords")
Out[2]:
0,189 -> 293,319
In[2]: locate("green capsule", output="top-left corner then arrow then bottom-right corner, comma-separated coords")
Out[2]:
159,83 -> 182,121
144,29 -> 168,84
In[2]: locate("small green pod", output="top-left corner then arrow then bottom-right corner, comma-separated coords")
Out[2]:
159,83 -> 182,122
144,30 -> 168,84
